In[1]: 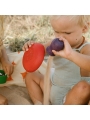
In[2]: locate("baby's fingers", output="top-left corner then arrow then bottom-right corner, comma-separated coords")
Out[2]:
22,41 -> 34,51
22,42 -> 30,51
59,37 -> 69,46
3,66 -> 8,75
9,65 -> 14,75
52,50 -> 59,56
5,65 -> 14,76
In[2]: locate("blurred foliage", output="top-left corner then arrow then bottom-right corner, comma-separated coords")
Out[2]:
3,15 -> 54,52
3,15 -> 90,52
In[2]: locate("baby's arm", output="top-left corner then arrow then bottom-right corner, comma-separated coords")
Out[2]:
69,45 -> 90,72
0,16 -> 13,75
52,37 -> 90,72
0,47 -> 14,75
70,44 -> 90,74
80,44 -> 90,76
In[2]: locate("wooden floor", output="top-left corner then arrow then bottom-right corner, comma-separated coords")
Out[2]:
0,86 -> 33,105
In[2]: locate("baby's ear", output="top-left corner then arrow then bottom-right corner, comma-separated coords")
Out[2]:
82,23 -> 90,33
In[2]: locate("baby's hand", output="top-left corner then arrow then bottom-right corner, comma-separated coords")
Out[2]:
52,37 -> 73,59
1,60 -> 14,76
22,40 -> 34,51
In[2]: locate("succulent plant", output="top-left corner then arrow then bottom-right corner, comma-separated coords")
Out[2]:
9,38 -> 30,52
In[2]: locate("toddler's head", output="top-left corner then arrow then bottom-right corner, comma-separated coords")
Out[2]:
51,15 -> 90,29
50,15 -> 90,48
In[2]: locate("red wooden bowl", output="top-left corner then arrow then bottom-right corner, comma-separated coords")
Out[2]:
22,43 -> 45,72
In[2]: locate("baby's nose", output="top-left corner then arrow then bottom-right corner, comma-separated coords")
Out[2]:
56,34 -> 64,39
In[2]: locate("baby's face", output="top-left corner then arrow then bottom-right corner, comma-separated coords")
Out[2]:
51,17 -> 84,48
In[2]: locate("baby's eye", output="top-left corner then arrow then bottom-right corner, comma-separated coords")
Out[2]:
55,31 -> 59,33
65,32 -> 71,34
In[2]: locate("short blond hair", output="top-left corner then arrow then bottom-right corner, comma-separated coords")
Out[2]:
51,15 -> 90,28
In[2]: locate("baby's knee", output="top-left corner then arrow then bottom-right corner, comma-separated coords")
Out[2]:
75,80 -> 90,96
25,72 -> 34,83
64,81 -> 90,105
73,80 -> 90,102
0,95 -> 8,105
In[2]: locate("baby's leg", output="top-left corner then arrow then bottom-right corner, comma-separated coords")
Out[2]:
25,71 -> 44,105
64,80 -> 90,105
0,94 -> 8,105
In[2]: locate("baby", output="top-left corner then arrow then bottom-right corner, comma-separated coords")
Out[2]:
23,15 -> 90,105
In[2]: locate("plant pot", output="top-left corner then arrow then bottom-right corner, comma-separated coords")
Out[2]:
0,70 -> 7,84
